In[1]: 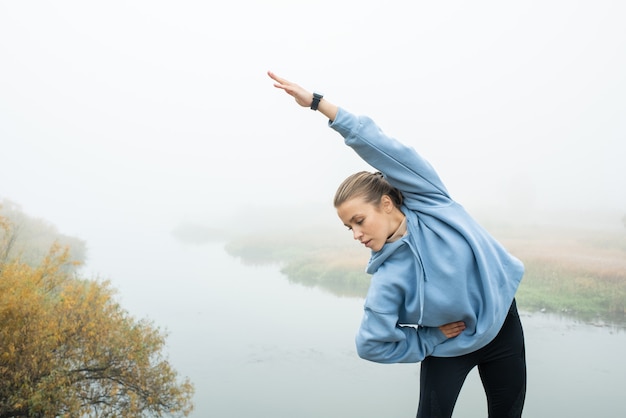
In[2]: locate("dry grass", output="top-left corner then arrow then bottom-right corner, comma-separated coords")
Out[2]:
492,225 -> 626,323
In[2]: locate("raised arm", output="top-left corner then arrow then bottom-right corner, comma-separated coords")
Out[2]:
268,71 -> 338,121
269,71 -> 450,206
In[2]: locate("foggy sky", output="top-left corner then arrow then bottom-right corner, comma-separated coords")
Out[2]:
2,1 -> 625,258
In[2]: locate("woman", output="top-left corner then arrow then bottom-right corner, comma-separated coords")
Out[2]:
268,71 -> 526,418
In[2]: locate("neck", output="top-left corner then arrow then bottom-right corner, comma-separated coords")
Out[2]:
387,209 -> 407,242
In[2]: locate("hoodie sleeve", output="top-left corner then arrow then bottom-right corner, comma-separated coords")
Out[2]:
329,107 -> 451,207
355,308 -> 448,363
355,250 -> 449,364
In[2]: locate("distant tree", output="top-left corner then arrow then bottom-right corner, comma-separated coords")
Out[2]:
0,217 -> 194,417
0,199 -> 86,270
0,214 -> 16,264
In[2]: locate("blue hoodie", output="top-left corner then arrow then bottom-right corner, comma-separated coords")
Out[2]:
329,108 -> 524,364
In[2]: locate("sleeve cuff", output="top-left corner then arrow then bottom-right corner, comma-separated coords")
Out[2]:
328,107 -> 355,139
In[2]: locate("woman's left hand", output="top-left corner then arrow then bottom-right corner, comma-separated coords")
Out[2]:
439,321 -> 466,339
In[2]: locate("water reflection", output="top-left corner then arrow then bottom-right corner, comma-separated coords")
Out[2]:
92,237 -> 625,418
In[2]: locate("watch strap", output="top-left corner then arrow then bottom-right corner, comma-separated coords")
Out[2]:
310,92 -> 323,111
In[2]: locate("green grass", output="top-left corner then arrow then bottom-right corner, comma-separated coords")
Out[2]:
280,257 -> 371,298
515,258 -> 626,323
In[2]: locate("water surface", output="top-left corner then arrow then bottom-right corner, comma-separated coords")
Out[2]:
89,234 -> 626,417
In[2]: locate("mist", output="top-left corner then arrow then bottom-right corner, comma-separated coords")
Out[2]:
3,3 -> 626,416
2,0 -> 625,260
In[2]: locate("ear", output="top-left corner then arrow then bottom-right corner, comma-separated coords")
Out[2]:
381,195 -> 394,213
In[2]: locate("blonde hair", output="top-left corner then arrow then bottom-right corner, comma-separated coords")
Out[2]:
333,171 -> 403,209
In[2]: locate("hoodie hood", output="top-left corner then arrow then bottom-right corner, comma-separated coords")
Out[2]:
366,206 -> 420,273
366,238 -> 407,274
365,207 -> 428,326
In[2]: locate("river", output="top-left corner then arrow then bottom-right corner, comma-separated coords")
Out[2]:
87,230 -> 626,418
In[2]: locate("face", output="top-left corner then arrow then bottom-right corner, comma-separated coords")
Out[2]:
336,195 -> 400,252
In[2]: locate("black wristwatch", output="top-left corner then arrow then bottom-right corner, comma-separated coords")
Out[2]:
310,92 -> 323,111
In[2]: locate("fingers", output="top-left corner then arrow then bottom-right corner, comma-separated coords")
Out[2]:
267,70 -> 281,82
268,70 -> 291,90
439,321 -> 466,338
268,70 -> 312,108
268,71 -> 296,98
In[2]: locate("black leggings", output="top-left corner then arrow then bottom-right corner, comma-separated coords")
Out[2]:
417,300 -> 526,418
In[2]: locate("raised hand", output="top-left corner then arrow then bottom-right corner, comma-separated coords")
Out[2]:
268,71 -> 314,108
268,70 -> 339,121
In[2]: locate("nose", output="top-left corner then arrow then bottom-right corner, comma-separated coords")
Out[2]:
352,228 -> 363,241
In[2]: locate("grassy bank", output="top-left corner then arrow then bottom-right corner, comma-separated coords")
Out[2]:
497,225 -> 626,324
225,223 -> 626,326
